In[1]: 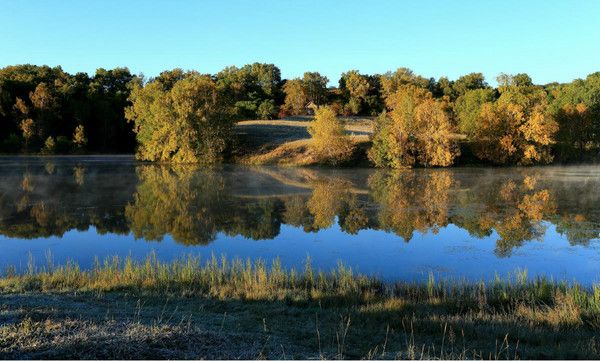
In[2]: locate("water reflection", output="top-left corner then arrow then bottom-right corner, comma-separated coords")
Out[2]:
1,157 -> 600,267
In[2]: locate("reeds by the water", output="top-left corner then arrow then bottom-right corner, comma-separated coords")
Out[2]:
4,253 -> 600,358
3,252 -> 600,327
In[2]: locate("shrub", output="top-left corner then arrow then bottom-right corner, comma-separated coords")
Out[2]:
308,106 -> 354,165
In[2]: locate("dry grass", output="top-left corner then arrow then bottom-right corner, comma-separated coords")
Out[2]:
237,118 -> 374,135
0,317 -> 258,359
238,136 -> 369,166
234,118 -> 373,165
2,255 -> 600,359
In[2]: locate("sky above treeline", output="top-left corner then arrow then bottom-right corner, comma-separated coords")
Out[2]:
1,0 -> 599,86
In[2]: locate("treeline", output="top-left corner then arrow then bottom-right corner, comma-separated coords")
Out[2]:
0,65 -> 135,154
2,63 -> 599,166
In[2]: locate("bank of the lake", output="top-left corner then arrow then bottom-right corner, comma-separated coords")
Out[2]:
1,255 -> 600,359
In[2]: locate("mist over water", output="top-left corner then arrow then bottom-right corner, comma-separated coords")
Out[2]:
1,156 -> 600,283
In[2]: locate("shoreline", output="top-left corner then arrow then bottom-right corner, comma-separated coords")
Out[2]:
1,255 -> 600,359
1,153 -> 599,168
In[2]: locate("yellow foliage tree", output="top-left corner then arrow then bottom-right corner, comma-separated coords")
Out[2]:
72,124 -> 87,150
369,85 -> 459,168
126,73 -> 234,163
19,118 -> 35,151
474,88 -> 558,165
282,79 -> 307,115
308,105 -> 354,164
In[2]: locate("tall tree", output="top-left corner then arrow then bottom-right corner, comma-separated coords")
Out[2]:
282,79 -> 307,115
369,85 -> 459,167
454,88 -> 497,138
549,72 -> 600,160
473,84 -> 558,165
380,68 -> 430,99
126,72 -> 234,163
302,72 -> 329,106
339,70 -> 370,115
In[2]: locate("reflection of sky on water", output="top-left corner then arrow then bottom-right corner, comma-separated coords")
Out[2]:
3,221 -> 600,285
1,157 -> 600,284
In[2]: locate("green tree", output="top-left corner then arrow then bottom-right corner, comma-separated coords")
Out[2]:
549,72 -> 600,160
257,99 -> 277,119
216,63 -> 282,119
126,72 -> 234,163
302,72 -> 329,105
454,88 -> 496,138
452,73 -> 488,97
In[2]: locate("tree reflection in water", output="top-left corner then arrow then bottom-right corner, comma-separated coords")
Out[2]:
0,159 -> 599,257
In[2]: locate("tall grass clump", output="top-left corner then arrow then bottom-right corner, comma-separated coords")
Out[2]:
3,253 -> 600,327
0,253 -> 381,303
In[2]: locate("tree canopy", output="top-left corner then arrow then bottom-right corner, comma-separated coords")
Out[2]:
1,63 -> 599,166
125,72 -> 235,163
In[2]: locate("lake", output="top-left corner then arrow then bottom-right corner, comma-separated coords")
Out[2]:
1,156 -> 600,284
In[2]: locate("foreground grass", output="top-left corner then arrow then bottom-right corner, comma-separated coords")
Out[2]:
2,255 -> 600,359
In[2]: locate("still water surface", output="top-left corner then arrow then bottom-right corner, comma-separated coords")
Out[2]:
1,156 -> 600,283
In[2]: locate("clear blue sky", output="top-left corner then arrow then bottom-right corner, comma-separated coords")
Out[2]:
1,0 -> 599,86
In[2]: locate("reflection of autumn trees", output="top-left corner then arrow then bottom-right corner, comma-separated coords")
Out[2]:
125,166 -> 225,245
280,178 -> 370,234
223,199 -> 284,240
1,163 -> 599,254
452,173 -> 557,256
307,179 -> 353,229
0,162 -> 134,238
368,170 -> 453,241
126,166 -> 286,243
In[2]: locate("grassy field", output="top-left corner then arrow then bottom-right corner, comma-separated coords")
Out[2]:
234,117 -> 373,165
2,255 -> 600,359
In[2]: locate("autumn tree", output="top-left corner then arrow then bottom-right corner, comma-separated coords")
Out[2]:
380,68 -> 431,99
126,72 -> 235,163
29,82 -> 58,140
473,84 -> 558,165
308,105 -> 354,164
41,136 -> 56,154
282,78 -> 307,115
369,85 -> 459,167
72,124 -> 87,151
19,118 -> 35,152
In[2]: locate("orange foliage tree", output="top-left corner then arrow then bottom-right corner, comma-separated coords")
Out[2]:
369,85 -> 459,168
473,87 -> 558,165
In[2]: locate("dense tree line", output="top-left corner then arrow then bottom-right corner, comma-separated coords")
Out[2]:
2,63 -> 599,166
0,65 -> 136,154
